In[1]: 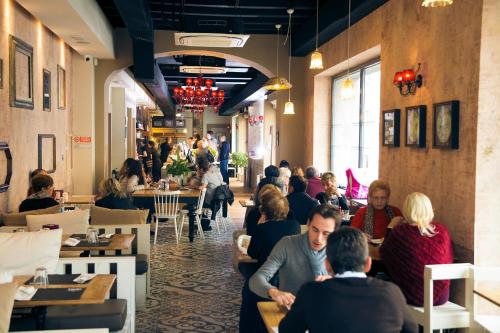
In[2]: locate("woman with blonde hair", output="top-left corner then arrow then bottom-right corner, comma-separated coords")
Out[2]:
351,179 -> 402,239
315,172 -> 349,211
290,167 -> 304,177
95,178 -> 136,210
380,192 -> 453,306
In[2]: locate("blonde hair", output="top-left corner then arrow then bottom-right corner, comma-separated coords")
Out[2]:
258,184 -> 280,203
259,188 -> 289,221
99,178 -> 126,198
402,192 -> 437,237
291,167 -> 304,177
368,180 -> 391,198
320,172 -> 337,186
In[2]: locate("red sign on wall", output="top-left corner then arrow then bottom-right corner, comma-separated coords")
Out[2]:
73,136 -> 92,143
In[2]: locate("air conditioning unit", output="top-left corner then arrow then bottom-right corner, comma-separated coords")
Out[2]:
174,32 -> 250,48
179,66 -> 228,74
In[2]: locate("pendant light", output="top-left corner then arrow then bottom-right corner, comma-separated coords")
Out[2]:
309,0 -> 323,70
422,0 -> 453,7
263,24 -> 292,91
284,9 -> 295,115
340,0 -> 354,100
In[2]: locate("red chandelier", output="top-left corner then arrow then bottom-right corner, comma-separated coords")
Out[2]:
172,77 -> 225,113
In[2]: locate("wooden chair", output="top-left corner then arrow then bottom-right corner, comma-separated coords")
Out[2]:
179,188 -> 206,240
408,263 -> 473,333
153,191 -> 180,245
469,266 -> 500,332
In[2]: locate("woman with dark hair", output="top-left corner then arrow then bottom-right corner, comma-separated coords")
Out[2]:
95,178 -> 136,210
19,174 -> 59,212
119,159 -> 146,194
27,168 -> 47,196
254,165 -> 284,206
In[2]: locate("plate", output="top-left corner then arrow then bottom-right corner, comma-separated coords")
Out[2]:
370,238 -> 384,245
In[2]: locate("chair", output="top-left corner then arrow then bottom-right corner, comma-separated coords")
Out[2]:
153,191 -> 180,245
408,263 -> 473,333
214,203 -> 232,234
469,266 -> 500,333
179,188 -> 206,240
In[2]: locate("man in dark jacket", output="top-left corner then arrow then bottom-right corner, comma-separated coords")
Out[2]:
218,135 -> 230,185
159,137 -> 172,164
287,176 -> 319,225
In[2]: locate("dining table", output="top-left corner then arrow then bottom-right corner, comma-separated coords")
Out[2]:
257,301 -> 287,333
61,233 -> 135,253
132,188 -> 201,242
62,194 -> 96,205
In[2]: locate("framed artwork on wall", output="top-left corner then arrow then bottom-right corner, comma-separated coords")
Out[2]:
38,134 -> 56,174
0,142 -> 13,193
175,119 -> 185,128
57,65 -> 66,109
433,100 -> 459,149
405,105 -> 426,148
43,69 -> 51,111
382,109 -> 400,147
0,58 -> 3,89
9,35 -> 34,109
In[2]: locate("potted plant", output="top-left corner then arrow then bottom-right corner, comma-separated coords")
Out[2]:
230,152 -> 248,182
166,150 -> 191,186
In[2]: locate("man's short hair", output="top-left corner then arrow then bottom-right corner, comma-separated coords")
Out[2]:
31,174 -> 54,193
264,165 -> 280,178
305,166 -> 318,179
308,204 -> 341,230
289,176 -> 307,193
326,227 -> 368,274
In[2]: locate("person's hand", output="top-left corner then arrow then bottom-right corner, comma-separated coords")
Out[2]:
388,216 -> 404,229
268,288 -> 295,309
315,275 -> 332,282
257,214 -> 267,225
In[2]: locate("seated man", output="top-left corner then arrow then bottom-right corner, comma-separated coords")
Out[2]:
279,227 -> 418,333
249,204 -> 339,310
287,176 -> 319,225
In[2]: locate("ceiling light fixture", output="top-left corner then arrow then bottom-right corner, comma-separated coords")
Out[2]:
263,24 -> 292,91
172,77 -> 225,113
421,0 -> 453,7
309,0 -> 323,70
284,9 -> 295,115
341,0 -> 355,100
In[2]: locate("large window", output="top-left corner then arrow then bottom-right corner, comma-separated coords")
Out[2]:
331,61 -> 380,186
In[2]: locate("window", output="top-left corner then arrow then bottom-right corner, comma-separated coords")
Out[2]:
331,61 -> 380,186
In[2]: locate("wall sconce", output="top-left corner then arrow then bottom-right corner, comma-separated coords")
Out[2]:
393,65 -> 423,96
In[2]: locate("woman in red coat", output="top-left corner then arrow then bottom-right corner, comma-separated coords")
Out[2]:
380,192 -> 454,306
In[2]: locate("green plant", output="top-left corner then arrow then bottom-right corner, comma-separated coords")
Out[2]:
167,150 -> 191,176
231,152 -> 248,169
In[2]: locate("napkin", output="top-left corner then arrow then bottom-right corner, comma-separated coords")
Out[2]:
99,233 -> 114,239
245,200 -> 255,205
15,286 -> 37,301
63,238 -> 81,246
73,273 -> 96,284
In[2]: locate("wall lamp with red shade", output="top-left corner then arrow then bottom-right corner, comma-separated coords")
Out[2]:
393,64 -> 423,96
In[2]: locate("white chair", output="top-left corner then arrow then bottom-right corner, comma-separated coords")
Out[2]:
408,263 -> 473,333
214,204 -> 232,234
469,266 -> 500,333
179,188 -> 206,240
153,191 -> 180,245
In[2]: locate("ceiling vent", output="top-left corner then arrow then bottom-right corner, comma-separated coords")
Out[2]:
179,66 -> 228,74
174,32 -> 250,48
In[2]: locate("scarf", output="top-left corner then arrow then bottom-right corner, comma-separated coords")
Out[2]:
363,204 -> 395,237
300,233 -> 328,277
28,190 -> 53,200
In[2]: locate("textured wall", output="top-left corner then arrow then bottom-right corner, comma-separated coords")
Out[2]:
303,0 -> 483,261
0,0 -> 73,213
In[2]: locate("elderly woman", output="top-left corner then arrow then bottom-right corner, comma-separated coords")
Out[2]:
19,174 -> 59,212
351,180 -> 402,239
291,167 -> 304,177
380,192 -> 453,306
95,178 -> 136,210
304,166 -> 323,198
315,172 -> 349,211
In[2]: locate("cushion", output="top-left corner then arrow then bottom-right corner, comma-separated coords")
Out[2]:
90,205 -> 149,225
26,209 -> 89,234
45,299 -> 127,331
0,282 -> 17,333
1,205 -> 62,226
0,229 -> 62,275
136,254 -> 148,275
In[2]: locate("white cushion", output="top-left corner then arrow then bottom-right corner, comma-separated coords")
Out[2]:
0,229 -> 62,275
26,209 -> 90,234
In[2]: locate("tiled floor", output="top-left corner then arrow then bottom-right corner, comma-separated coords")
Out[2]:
136,179 -> 250,333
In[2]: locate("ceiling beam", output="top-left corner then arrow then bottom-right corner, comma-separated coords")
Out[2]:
219,74 -> 268,116
143,62 -> 175,115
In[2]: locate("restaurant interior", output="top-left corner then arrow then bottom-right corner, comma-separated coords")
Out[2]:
0,0 -> 499,332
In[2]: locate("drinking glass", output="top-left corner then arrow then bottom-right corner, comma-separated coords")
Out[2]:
33,267 -> 49,286
87,228 -> 98,244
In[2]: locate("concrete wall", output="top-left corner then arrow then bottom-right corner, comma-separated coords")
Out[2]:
0,0 -> 73,212
303,0 -> 484,262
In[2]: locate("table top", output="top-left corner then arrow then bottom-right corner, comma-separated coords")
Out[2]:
61,233 -> 135,252
350,198 -> 368,206
369,243 -> 381,261
63,195 -> 96,205
132,189 -> 200,198
257,301 -> 287,333
238,253 -> 258,264
239,199 -> 255,208
474,284 -> 500,307
13,274 -> 116,308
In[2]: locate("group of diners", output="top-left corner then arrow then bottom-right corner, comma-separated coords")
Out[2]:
239,163 -> 453,333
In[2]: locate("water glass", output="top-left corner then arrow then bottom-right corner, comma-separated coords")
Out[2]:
87,228 -> 98,244
33,267 -> 49,286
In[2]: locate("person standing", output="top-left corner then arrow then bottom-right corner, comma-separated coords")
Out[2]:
160,137 -> 172,164
145,141 -> 162,183
219,135 -> 230,184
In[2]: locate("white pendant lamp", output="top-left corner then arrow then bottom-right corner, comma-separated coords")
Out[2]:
422,0 -> 453,7
341,0 -> 354,100
309,0 -> 323,70
263,24 -> 292,91
284,9 -> 295,115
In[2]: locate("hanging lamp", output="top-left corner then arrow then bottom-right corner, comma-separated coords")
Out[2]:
422,0 -> 453,7
284,9 -> 295,115
263,24 -> 292,91
309,0 -> 323,70
340,0 -> 354,100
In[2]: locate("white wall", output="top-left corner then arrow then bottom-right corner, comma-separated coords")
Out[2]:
110,87 -> 127,173
202,109 -> 231,135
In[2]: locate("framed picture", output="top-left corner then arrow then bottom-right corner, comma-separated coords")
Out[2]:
43,69 -> 51,111
0,58 -> 3,89
0,142 -> 13,193
405,105 -> 426,148
175,119 -> 185,128
164,119 -> 174,128
38,134 -> 56,174
57,65 -> 66,109
382,109 -> 400,147
433,100 -> 459,149
9,35 -> 34,109
152,117 -> 164,127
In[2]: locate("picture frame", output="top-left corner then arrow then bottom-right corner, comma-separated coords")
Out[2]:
382,109 -> 400,147
405,105 -> 426,148
9,35 -> 34,109
38,134 -> 56,174
43,69 -> 51,111
0,142 -> 13,193
164,119 -> 174,128
0,58 -> 3,89
433,100 -> 459,149
175,119 -> 185,128
57,65 -> 66,109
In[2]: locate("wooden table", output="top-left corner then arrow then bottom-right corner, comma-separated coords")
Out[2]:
257,301 -> 287,333
369,243 -> 381,261
63,195 -> 96,205
239,199 -> 255,208
133,189 -> 200,242
61,234 -> 135,252
238,253 -> 258,264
